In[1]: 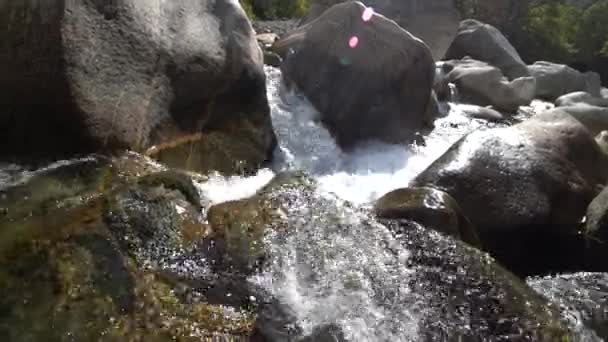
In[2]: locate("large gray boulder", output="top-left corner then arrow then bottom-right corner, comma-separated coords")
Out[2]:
0,0 -> 276,173
280,1 -> 436,149
296,0 -> 460,60
549,104 -> 608,137
437,58 -> 535,112
444,19 -> 529,80
555,91 -> 608,107
528,61 -> 602,101
412,109 -> 608,275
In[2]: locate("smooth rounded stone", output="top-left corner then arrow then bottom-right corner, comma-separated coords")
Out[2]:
556,91 -> 608,107
457,104 -> 505,121
297,0 -> 460,60
602,88 -> 608,99
528,272 -> 608,340
444,19 -> 529,80
528,61 -> 602,100
585,186 -> 608,246
438,58 -> 535,112
412,109 -> 608,276
374,186 -> 481,247
280,1 -> 436,149
0,156 -> 254,340
263,51 -> 283,67
596,131 -> 608,155
0,0 -> 276,174
257,33 -> 280,47
550,104 -> 608,137
212,173 -> 574,341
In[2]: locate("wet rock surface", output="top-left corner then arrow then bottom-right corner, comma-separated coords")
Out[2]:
202,173 -> 575,341
529,272 -> 608,340
374,186 -> 481,248
0,155 -> 255,341
413,109 -> 608,276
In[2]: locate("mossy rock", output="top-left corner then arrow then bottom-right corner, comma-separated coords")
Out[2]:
207,171 -> 313,273
374,186 -> 482,248
0,156 -> 255,341
147,109 -> 275,176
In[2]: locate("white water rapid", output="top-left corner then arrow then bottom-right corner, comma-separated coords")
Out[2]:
194,67 -> 552,341
198,66 -> 542,206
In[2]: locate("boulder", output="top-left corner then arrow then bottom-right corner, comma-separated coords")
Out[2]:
0,0 -> 276,174
602,88 -> 608,99
437,58 -> 535,112
457,104 -> 505,121
0,154 -> 256,340
412,109 -> 608,275
529,272 -> 608,340
297,0 -> 460,60
549,104 -> 608,137
374,186 -> 481,247
214,173 -> 574,340
555,91 -> 608,107
444,19 -> 529,80
280,1 -> 436,149
386,220 -> 573,341
528,61 -> 602,100
585,186 -> 608,247
596,131 -> 608,155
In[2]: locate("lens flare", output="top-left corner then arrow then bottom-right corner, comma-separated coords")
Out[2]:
362,7 -> 374,22
348,36 -> 359,48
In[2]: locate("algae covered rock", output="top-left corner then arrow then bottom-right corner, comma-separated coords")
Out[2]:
374,186 -> 481,248
0,155 -> 255,341
206,171 -> 313,273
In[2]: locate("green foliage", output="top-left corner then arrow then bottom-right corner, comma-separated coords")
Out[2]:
576,0 -> 608,60
602,40 -> 608,57
455,0 -> 480,18
521,1 -> 581,63
240,0 -> 309,20
239,0 -> 256,19
517,0 -> 608,64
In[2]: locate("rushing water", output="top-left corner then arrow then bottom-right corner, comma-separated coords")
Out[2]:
2,66 -> 583,341
200,66 -> 539,206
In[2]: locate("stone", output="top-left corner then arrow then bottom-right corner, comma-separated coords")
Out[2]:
412,109 -> 608,275
444,19 -> 529,80
374,186 -> 481,247
528,61 -> 602,100
437,58 -> 535,112
0,0 -> 276,175
280,1 -> 436,149
297,0 -> 460,60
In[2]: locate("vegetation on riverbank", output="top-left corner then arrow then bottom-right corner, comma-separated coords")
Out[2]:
239,0 -> 309,19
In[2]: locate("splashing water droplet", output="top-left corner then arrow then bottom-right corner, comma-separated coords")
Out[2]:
348,36 -> 359,48
362,7 -> 374,22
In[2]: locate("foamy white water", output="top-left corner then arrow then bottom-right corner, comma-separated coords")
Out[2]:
202,66 -> 507,206
264,66 -> 515,204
